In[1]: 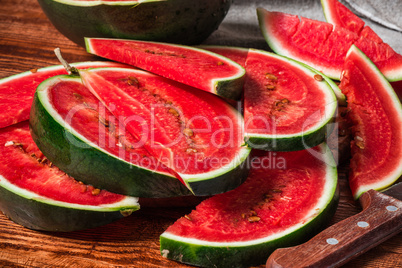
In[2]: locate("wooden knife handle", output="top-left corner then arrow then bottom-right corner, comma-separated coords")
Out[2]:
266,190 -> 402,268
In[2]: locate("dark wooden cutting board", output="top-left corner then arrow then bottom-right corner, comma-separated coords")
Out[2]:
0,0 -> 401,267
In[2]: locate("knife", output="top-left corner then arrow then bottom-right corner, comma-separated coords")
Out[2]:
266,182 -> 402,268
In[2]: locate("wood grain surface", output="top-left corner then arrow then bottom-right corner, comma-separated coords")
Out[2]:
0,0 -> 401,267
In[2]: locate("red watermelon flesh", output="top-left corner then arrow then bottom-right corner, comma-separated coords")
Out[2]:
48,79 -> 168,175
339,45 -> 402,199
258,8 -> 402,81
0,121 -> 126,205
163,146 -> 332,242
78,68 -> 245,178
0,61 -> 130,129
321,0 -> 383,43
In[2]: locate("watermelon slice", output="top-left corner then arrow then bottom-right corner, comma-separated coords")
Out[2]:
321,0 -> 383,43
30,67 -> 251,197
160,143 -> 338,267
85,38 -> 246,100
0,61 -> 130,129
243,49 -> 337,151
0,121 -> 139,231
257,8 -> 402,81
339,45 -> 402,199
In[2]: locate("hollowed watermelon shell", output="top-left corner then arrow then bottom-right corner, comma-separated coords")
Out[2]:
0,61 -> 131,129
37,0 -> 231,47
243,49 -> 338,151
85,38 -> 246,100
0,121 -> 139,232
257,8 -> 402,81
339,45 -> 402,199
160,143 -> 339,267
30,68 -> 251,197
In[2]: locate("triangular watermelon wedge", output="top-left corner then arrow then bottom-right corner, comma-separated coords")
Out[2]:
257,8 -> 402,82
84,38 -> 246,100
339,45 -> 402,199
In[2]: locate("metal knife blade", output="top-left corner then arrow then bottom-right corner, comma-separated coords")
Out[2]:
266,182 -> 402,268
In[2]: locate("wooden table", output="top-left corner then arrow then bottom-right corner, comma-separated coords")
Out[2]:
0,0 -> 401,267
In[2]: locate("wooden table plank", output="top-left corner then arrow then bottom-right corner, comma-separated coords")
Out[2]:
0,0 -> 401,267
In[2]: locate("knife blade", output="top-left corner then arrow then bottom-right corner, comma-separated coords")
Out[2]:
266,182 -> 402,268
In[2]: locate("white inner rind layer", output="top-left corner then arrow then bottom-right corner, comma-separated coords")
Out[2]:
161,143 -> 338,247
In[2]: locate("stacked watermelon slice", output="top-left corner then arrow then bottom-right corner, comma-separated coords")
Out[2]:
0,0 -> 401,267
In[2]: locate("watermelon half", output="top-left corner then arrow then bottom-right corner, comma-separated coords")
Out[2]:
160,143 -> 338,267
0,61 -> 131,129
85,38 -> 246,100
30,67 -> 251,197
339,45 -> 402,199
37,0 -> 231,47
0,121 -> 139,232
257,8 -> 402,81
243,49 -> 338,151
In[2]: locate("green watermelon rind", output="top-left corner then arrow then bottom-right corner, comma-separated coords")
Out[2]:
160,143 -> 339,267
30,74 -> 251,197
346,45 -> 402,199
84,38 -> 247,100
0,173 -> 139,232
244,50 -> 338,152
37,0 -> 231,47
